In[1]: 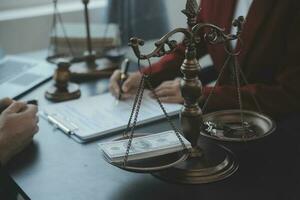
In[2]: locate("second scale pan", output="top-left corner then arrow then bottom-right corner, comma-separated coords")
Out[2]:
200,110 -> 276,142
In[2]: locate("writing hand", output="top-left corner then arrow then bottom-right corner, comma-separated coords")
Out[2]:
109,70 -> 142,100
0,101 -> 39,164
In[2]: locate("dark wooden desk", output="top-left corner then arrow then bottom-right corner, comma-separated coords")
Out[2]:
6,76 -> 300,200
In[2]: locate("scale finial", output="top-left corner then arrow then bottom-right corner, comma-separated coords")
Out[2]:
182,0 -> 199,27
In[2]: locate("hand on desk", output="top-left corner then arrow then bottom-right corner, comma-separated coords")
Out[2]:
109,70 -> 142,100
109,70 -> 184,104
150,78 -> 184,104
0,98 -> 39,165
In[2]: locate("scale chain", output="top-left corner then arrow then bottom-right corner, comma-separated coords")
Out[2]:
233,55 -> 245,125
202,55 -> 232,114
122,57 -> 193,166
237,61 -> 263,114
145,76 -> 188,152
122,73 -> 145,138
123,75 -> 146,166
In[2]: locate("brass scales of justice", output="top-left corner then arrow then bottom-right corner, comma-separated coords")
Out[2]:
102,0 -> 276,184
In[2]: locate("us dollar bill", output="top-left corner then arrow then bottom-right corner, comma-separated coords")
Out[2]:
98,130 -> 191,163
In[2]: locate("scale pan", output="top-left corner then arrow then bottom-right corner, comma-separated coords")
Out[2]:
103,133 -> 189,173
200,110 -> 276,142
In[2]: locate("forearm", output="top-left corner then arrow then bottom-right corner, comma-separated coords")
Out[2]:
142,44 -> 185,87
143,41 -> 208,88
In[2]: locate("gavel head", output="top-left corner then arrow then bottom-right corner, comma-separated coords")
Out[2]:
54,61 -> 71,89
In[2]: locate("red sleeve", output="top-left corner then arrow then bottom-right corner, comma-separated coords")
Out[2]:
202,5 -> 300,118
143,43 -> 186,87
143,4 -> 208,87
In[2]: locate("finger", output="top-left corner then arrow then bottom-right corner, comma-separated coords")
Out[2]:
150,87 -> 172,98
122,75 -> 138,92
155,81 -> 173,91
155,89 -> 175,97
24,107 -> 39,134
20,119 -> 39,138
0,98 -> 13,107
33,124 -> 39,135
110,83 -> 120,98
22,104 -> 38,117
120,93 -> 134,100
0,98 -> 14,113
110,70 -> 121,82
109,70 -> 121,96
159,96 -> 183,104
149,91 -> 155,98
28,122 -> 39,137
14,105 -> 38,133
160,80 -> 175,86
154,86 -> 174,96
3,101 -> 26,114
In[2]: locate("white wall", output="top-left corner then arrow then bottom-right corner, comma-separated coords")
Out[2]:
0,0 -> 198,55
0,1 -> 106,54
166,0 -> 187,30
166,0 -> 201,29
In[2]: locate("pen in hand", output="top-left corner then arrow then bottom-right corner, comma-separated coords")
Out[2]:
0,99 -> 38,114
117,59 -> 130,101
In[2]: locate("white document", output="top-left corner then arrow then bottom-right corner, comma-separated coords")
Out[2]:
41,92 -> 182,142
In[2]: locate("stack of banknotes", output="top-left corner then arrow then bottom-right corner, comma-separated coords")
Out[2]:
98,130 -> 192,163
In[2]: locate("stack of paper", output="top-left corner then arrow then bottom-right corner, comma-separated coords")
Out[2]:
98,130 -> 192,163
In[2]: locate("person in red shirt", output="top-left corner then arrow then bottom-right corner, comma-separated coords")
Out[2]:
110,0 -> 300,119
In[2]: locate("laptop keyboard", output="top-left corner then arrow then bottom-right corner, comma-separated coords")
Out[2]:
0,60 -> 35,84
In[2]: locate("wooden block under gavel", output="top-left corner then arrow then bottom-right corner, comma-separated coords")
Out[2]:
45,61 -> 81,102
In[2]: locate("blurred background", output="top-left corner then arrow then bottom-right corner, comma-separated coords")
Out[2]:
0,0 -> 190,55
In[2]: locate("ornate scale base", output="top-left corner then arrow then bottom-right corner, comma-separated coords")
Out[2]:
153,141 -> 238,184
45,83 -> 81,102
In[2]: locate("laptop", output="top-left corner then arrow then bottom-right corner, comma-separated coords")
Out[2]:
0,55 -> 55,99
